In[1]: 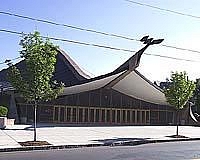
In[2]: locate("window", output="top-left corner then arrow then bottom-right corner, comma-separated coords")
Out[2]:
60,107 -> 65,122
84,108 -> 89,122
101,109 -> 105,122
127,110 -> 130,123
122,110 -> 126,123
146,111 -> 150,123
132,110 -> 135,123
54,107 -> 59,121
106,110 -> 110,123
150,111 -> 159,124
90,91 -> 100,107
95,109 -> 100,122
142,111 -> 145,123
72,108 -> 77,122
112,110 -> 116,123
78,108 -> 83,122
90,109 -> 94,122
117,110 -> 120,123
66,108 -> 71,122
137,111 -> 140,123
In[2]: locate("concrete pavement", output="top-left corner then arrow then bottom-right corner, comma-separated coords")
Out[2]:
0,125 -> 200,150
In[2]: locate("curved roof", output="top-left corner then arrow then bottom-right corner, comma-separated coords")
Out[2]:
0,49 -> 91,87
62,71 -> 125,95
61,44 -> 169,105
62,69 -> 168,105
58,49 -> 91,79
112,70 -> 168,105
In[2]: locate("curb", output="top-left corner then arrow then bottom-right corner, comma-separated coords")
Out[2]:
1,138 -> 200,153
0,143 -> 103,153
114,138 -> 200,146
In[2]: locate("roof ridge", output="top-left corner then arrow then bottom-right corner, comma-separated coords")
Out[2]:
57,48 -> 91,79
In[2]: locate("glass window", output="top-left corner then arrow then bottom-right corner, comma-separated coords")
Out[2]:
90,109 -> 94,122
127,110 -> 130,123
142,111 -> 145,123
117,110 -> 120,123
150,111 -> 159,124
132,110 -> 135,123
112,110 -> 116,123
66,108 -> 71,122
54,107 -> 59,121
72,108 -> 77,122
101,109 -> 105,122
146,111 -> 150,123
60,107 -> 65,122
106,110 -> 110,123
159,111 -> 167,124
39,106 -> 53,122
95,109 -> 100,122
84,108 -> 88,122
122,110 -> 126,123
167,112 -> 173,124
137,111 -> 140,123
78,108 -> 83,122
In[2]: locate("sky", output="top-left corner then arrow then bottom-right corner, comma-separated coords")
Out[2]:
1,0 -> 200,82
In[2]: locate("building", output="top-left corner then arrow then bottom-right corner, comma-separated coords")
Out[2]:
0,46 -> 176,125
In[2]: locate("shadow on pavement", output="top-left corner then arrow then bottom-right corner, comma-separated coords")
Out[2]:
4,127 -> 33,131
91,137 -> 150,145
4,123 -> 127,131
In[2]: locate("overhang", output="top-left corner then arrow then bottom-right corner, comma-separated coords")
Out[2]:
112,70 -> 168,105
62,71 -> 125,95
62,70 -> 168,105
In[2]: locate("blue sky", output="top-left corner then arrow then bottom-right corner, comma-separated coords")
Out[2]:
1,0 -> 200,82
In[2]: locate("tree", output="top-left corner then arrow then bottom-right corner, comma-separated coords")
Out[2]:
164,71 -> 196,136
193,79 -> 200,113
7,31 -> 63,141
0,106 -> 8,117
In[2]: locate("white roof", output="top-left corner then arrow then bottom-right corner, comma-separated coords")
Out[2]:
112,71 -> 168,105
62,70 -> 168,105
62,71 -> 125,95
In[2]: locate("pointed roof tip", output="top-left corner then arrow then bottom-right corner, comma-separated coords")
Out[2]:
112,46 -> 146,74
57,48 -> 91,79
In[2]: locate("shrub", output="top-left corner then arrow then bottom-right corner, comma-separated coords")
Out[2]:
0,106 -> 8,116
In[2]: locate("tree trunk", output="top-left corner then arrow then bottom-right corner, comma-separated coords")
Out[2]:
34,100 -> 37,141
176,110 -> 179,136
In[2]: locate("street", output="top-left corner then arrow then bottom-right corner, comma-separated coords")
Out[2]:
1,141 -> 200,160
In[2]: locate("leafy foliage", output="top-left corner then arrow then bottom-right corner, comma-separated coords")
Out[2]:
0,106 -> 8,116
7,31 -> 64,141
193,79 -> 200,113
7,31 -> 64,103
164,71 -> 196,110
164,71 -> 196,136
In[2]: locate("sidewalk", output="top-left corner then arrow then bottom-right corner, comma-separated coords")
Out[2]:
1,125 -> 200,151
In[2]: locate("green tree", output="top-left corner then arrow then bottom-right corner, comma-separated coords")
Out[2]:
193,79 -> 200,113
164,71 -> 196,136
7,31 -> 63,141
0,106 -> 8,117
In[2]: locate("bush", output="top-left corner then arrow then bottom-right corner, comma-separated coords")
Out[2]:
0,106 -> 8,116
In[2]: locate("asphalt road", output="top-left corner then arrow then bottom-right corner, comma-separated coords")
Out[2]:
1,141 -> 200,160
